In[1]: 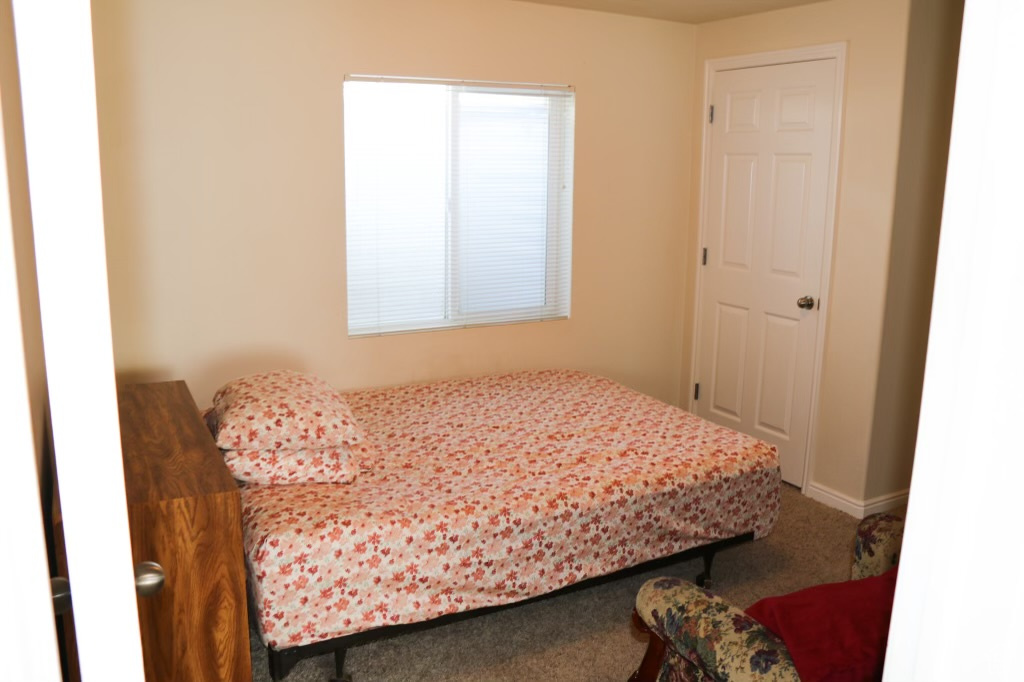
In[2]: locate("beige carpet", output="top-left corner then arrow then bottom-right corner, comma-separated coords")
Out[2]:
249,484 -> 861,682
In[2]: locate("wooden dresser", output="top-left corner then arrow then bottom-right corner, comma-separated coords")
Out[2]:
119,381 -> 251,681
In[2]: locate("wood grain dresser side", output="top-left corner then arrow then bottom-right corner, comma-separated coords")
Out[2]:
118,381 -> 251,682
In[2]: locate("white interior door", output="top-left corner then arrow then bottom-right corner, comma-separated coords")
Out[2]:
0,76 -> 63,682
12,1 -> 145,679
694,56 -> 839,486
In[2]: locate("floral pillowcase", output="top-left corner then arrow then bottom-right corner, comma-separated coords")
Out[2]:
221,448 -> 367,485
206,370 -> 375,484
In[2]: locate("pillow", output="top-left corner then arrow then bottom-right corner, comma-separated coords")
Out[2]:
209,370 -> 372,452
222,448 -> 363,485
745,568 -> 898,682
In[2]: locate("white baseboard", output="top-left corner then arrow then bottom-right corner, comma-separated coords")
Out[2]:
803,481 -> 910,519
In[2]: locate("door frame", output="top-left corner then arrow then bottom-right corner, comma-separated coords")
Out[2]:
688,43 -> 847,491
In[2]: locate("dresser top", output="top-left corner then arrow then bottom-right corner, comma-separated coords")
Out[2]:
119,380 -> 238,504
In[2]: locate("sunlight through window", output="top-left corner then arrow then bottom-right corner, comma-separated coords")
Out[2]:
344,78 -> 574,336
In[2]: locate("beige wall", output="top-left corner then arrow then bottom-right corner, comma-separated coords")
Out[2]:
866,0 -> 962,501
94,0 -> 697,405
94,0 -> 958,511
1,0 -> 48,475
685,0 -> 916,506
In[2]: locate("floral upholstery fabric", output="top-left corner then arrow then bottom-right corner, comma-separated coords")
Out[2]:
661,648 -> 712,682
241,370 -> 781,649
636,577 -> 799,682
852,513 -> 904,580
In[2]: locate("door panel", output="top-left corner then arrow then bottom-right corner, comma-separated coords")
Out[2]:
769,155 -> 811,276
710,303 -> 749,421
13,1 -> 145,678
756,313 -> 799,436
721,154 -> 757,268
726,90 -> 761,132
696,58 -> 838,485
777,88 -> 816,131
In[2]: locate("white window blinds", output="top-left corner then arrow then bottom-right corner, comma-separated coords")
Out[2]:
343,77 -> 575,336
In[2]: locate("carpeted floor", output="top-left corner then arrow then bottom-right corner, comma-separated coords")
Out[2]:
249,484 -> 862,682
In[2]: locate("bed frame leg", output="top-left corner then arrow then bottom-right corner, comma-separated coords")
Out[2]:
330,647 -> 351,682
268,644 -> 350,682
269,647 -> 301,681
695,549 -> 715,588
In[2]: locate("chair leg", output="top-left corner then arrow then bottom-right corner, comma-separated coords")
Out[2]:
629,608 -> 667,682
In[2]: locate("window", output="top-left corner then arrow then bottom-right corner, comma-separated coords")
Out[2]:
343,76 -> 575,336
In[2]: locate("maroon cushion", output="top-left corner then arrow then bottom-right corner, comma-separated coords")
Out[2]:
745,568 -> 898,682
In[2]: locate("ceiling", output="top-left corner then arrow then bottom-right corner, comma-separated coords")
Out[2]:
514,0 -> 830,24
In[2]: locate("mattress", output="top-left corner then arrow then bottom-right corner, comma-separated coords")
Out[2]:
241,370 -> 781,649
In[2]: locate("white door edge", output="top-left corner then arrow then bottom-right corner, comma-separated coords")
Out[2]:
0,86 -> 63,682
687,42 -> 847,493
12,1 -> 146,679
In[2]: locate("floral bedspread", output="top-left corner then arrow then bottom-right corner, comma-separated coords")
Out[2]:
240,370 -> 781,649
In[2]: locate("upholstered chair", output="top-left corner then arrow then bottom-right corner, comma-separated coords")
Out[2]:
630,513 -> 905,682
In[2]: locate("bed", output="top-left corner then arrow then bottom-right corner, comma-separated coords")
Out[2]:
226,369 -> 781,679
